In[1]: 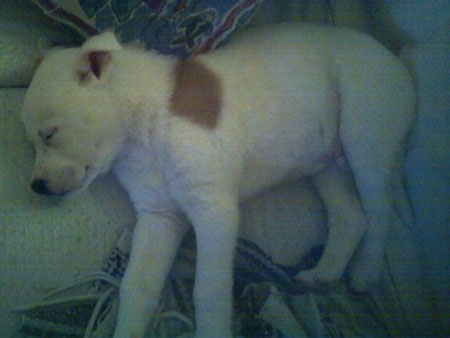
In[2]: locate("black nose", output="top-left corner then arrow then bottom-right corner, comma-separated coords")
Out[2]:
31,179 -> 54,195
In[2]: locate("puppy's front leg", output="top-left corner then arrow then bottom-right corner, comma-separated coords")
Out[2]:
165,123 -> 240,336
169,169 -> 239,336
114,211 -> 188,338
187,194 -> 239,338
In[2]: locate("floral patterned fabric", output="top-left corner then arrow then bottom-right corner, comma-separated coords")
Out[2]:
31,0 -> 264,57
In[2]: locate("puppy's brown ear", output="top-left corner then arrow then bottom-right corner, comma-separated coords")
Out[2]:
77,32 -> 121,84
83,51 -> 112,80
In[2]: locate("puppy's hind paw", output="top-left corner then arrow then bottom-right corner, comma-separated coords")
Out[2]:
347,258 -> 382,294
347,269 -> 380,294
295,268 -> 340,292
194,329 -> 232,338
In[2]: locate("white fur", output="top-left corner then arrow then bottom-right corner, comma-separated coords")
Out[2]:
21,23 -> 415,337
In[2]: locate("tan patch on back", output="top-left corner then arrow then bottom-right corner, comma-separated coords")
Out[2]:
170,59 -> 222,129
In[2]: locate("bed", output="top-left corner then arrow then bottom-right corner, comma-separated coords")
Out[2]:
0,0 -> 447,336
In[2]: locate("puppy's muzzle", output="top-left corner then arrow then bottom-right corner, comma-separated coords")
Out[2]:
31,179 -> 54,196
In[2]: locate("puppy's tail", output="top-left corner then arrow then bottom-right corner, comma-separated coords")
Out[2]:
392,167 -> 415,230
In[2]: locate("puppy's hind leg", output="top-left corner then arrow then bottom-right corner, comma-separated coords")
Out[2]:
344,150 -> 407,293
339,102 -> 414,292
296,162 -> 368,288
338,98 -> 414,293
335,43 -> 415,293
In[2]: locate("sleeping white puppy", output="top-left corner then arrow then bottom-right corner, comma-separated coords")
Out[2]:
21,23 -> 415,337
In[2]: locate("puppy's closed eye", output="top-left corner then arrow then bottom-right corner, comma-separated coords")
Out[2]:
38,126 -> 58,145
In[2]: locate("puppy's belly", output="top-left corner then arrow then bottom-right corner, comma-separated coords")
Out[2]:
239,119 -> 341,199
239,157 -> 331,199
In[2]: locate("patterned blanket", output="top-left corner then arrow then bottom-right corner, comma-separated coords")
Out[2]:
17,228 -> 393,337
31,0 -> 265,57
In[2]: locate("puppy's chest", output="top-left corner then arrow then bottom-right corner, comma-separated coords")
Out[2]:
113,145 -> 176,213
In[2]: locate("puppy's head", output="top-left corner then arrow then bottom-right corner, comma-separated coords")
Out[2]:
21,32 -> 126,197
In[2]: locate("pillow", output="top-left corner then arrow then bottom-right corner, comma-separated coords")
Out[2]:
30,0 -> 264,57
0,88 -> 135,337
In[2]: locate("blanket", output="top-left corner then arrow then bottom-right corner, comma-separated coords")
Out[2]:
16,229 -> 395,337
30,0 -> 266,57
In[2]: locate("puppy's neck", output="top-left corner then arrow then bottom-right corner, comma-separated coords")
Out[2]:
110,49 -> 178,147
